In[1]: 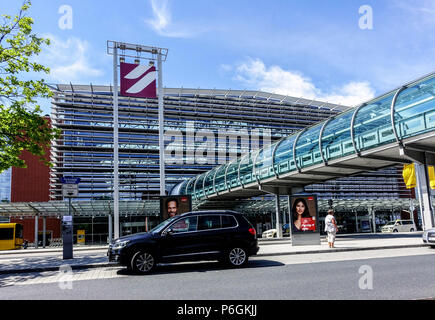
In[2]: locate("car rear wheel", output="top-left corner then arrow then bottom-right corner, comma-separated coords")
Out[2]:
393,229 -> 398,233
226,247 -> 248,267
410,228 -> 414,232
130,250 -> 156,274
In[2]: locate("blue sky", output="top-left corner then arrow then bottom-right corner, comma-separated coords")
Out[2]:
1,0 -> 434,114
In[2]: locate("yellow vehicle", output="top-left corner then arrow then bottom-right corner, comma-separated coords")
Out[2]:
0,223 -> 24,250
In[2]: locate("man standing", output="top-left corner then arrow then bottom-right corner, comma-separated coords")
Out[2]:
324,209 -> 338,248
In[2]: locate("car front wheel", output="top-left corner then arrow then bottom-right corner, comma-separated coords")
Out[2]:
226,247 -> 248,267
130,250 -> 156,274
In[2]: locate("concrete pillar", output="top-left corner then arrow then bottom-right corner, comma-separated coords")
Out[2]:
370,207 -> 376,234
275,195 -> 282,238
108,214 -> 113,244
43,216 -> 46,248
355,210 -> 359,233
416,163 -> 434,230
34,215 -> 38,249
409,199 -> 415,225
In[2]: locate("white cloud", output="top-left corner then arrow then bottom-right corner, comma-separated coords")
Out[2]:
37,35 -> 104,83
394,0 -> 435,26
232,58 -> 376,106
145,0 -> 195,38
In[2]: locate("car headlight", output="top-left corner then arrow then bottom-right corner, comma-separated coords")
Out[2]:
112,240 -> 130,249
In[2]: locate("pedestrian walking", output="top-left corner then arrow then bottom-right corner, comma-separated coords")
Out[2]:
324,209 -> 338,248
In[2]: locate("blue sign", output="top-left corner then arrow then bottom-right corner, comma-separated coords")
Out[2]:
61,177 -> 81,184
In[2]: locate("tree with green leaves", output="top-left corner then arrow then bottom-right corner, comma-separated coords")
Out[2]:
0,0 -> 59,173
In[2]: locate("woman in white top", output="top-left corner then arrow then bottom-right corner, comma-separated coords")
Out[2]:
324,209 -> 338,248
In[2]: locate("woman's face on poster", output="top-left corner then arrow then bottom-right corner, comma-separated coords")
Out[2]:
296,201 -> 305,215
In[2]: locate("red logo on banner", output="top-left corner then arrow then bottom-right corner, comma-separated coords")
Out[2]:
301,217 -> 316,231
120,62 -> 157,98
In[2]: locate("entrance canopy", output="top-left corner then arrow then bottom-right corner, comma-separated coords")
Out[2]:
0,198 -> 420,219
193,197 -> 420,214
0,200 -> 160,218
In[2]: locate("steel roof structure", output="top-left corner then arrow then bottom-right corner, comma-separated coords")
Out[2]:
49,85 -> 349,201
0,200 -> 159,218
0,197 -> 419,218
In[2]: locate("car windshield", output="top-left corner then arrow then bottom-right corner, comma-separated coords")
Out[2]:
149,217 -> 177,233
384,222 -> 395,226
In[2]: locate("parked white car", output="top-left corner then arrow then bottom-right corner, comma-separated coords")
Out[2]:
381,220 -> 416,233
422,228 -> 435,248
262,229 -> 277,238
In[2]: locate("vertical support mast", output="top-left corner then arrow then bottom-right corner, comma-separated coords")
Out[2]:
113,44 -> 120,240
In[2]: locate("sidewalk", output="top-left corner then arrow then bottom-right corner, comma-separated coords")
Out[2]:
0,233 -> 427,275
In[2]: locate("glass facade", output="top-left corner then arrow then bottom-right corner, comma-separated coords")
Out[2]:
176,72 -> 435,201
50,86 -> 344,201
0,169 -> 11,202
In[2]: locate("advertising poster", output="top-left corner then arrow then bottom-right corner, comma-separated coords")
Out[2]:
77,230 -> 85,244
290,195 -> 319,233
160,195 -> 192,221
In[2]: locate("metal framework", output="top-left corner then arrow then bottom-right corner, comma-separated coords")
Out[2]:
49,86 -> 346,203
174,72 -> 435,201
0,200 -> 160,218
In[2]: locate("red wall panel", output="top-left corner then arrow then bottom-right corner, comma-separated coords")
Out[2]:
10,217 -> 61,242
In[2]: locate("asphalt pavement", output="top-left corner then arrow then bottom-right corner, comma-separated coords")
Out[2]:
0,232 -> 427,275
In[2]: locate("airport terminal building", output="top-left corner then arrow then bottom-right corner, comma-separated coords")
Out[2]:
1,77 -> 428,243
39,84 -> 415,238
49,84 -> 412,202
49,85 -> 349,200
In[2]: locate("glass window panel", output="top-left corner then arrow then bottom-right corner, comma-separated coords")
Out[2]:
193,174 -> 206,199
203,167 -> 219,195
321,110 -> 354,161
226,159 -> 241,189
239,153 -> 254,186
353,94 -> 394,151
198,215 -> 221,230
254,143 -> 276,179
170,216 -> 198,233
295,124 -> 323,169
274,136 -> 295,167
215,164 -> 229,192
222,215 -> 237,228
394,75 -> 435,139
186,178 -> 195,195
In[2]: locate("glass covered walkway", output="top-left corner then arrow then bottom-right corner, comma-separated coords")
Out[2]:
172,72 -> 435,201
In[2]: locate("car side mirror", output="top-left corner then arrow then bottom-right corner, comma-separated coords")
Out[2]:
163,228 -> 173,236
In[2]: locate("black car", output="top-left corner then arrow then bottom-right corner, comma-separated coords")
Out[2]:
108,210 -> 259,274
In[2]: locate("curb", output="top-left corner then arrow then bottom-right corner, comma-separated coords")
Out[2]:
0,246 -> 107,256
256,243 -> 428,257
0,243 -> 428,275
0,263 -> 116,275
